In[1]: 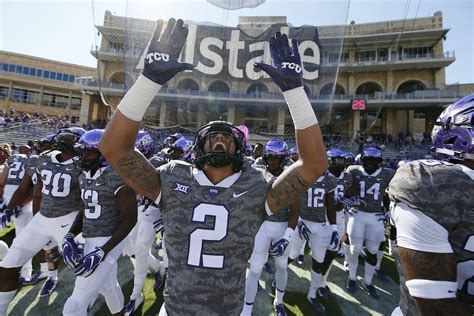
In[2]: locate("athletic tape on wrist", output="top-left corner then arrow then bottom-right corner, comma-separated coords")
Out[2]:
117,75 -> 162,121
331,224 -> 338,231
405,279 -> 458,299
283,87 -> 318,130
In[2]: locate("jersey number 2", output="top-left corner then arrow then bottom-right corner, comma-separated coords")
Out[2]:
187,203 -> 228,269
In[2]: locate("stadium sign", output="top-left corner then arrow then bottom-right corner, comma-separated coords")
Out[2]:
139,23 -> 321,81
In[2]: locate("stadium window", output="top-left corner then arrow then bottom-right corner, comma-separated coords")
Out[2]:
44,70 -> 50,78
37,69 -> 43,77
50,71 -> 56,79
57,73 -> 63,81
8,64 -> 15,72
16,65 -> 23,74
0,87 -> 8,99
22,67 -> 29,75
2,63 -> 8,71
62,74 -> 69,82
69,75 -> 75,83
29,68 -> 36,76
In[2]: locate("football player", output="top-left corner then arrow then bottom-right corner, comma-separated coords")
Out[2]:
61,129 -> 137,316
125,131 -> 166,315
0,149 -> 32,273
319,149 -> 353,293
242,139 -> 299,316
344,152 -> 355,168
287,154 -> 338,314
345,147 -> 395,298
388,94 -> 474,316
99,19 -> 327,315
0,128 -> 83,314
1,134 -> 58,287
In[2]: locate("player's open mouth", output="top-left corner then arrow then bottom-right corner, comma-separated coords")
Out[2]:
212,141 -> 227,152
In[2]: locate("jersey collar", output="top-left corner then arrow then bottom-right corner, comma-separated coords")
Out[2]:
360,166 -> 382,177
83,166 -> 107,179
193,167 -> 242,188
52,153 -> 76,165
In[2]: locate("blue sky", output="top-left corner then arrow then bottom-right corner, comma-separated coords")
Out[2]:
1,0 -> 473,84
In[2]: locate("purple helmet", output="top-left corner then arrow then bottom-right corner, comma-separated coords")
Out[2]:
169,138 -> 192,160
135,131 -> 155,158
432,94 -> 474,160
263,139 -> 288,171
343,152 -> 355,160
264,139 -> 289,157
69,127 -> 86,137
79,129 -> 103,150
361,147 -> 383,159
78,129 -> 107,169
41,134 -> 55,143
327,148 -> 345,159
245,145 -> 253,154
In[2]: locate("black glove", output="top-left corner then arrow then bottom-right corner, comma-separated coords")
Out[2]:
254,32 -> 303,92
142,18 -> 195,85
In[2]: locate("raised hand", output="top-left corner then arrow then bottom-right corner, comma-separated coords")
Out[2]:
142,18 -> 195,85
254,32 -> 303,92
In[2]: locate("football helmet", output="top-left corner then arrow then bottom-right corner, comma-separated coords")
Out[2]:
361,147 -> 383,174
289,146 -> 299,161
77,129 -> 107,170
169,138 -> 192,160
263,139 -> 288,172
54,128 -> 82,153
431,93 -> 474,160
193,121 -> 246,171
327,148 -> 346,175
135,130 -> 155,158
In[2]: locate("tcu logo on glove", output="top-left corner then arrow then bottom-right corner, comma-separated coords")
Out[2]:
145,52 -> 170,64
281,62 -> 302,73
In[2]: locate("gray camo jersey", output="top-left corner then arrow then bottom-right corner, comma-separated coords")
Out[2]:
347,165 -> 395,213
6,154 -> 28,186
329,170 -> 353,211
36,154 -> 82,218
299,172 -> 337,223
388,159 -> 474,307
158,160 -> 270,315
80,166 -> 127,238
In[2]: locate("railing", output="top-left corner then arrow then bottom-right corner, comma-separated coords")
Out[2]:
74,78 -> 468,101
90,46 -> 144,57
323,51 -> 455,66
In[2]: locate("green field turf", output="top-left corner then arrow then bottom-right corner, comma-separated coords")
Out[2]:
1,231 -> 401,316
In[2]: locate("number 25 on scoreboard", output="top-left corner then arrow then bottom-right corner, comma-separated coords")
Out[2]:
352,99 -> 366,111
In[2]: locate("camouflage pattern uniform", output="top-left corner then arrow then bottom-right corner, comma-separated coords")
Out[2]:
388,160 -> 474,311
158,160 -> 270,315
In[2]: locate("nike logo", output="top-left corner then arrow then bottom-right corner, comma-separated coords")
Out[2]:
233,191 -> 248,198
61,224 -> 69,228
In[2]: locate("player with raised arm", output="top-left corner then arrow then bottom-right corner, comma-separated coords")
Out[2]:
99,19 -> 327,315
61,129 -> 137,316
0,129 -> 83,315
388,94 -> 474,316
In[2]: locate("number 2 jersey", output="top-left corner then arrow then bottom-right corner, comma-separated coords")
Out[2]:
157,160 -> 271,315
36,153 -> 82,218
79,166 -> 127,238
388,160 -> 474,307
346,165 -> 395,213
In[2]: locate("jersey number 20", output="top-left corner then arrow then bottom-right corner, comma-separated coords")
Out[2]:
187,203 -> 228,269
